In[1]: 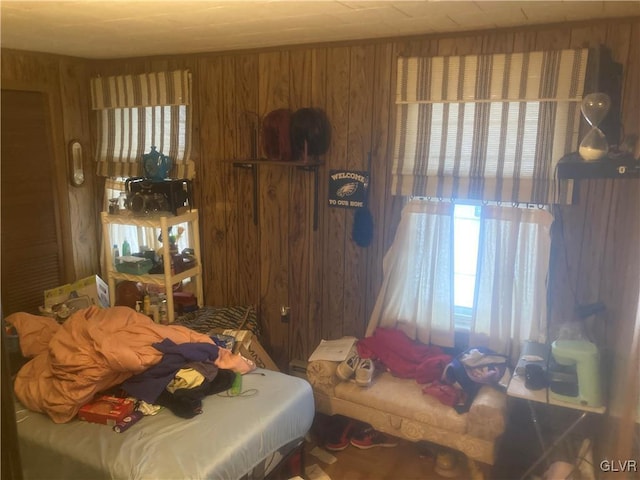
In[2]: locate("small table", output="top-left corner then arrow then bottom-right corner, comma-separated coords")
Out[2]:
506,372 -> 606,479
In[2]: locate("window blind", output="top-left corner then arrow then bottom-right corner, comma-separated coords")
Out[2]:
393,49 -> 589,204
90,70 -> 194,179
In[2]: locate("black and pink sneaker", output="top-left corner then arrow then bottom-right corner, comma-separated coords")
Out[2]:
350,428 -> 398,449
324,419 -> 355,451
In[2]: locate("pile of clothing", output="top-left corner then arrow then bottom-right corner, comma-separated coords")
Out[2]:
354,327 -> 507,413
120,338 -> 237,418
6,306 -> 255,423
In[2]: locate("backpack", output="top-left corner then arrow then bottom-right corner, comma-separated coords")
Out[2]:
442,347 -> 508,412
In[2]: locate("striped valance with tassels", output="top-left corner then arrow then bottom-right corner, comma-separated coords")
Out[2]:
393,48 -> 589,204
90,70 -> 194,179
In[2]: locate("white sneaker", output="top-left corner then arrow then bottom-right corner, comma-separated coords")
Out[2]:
355,358 -> 374,386
336,351 -> 360,381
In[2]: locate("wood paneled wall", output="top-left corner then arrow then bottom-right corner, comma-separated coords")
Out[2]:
0,50 -> 99,283
1,17 -> 638,459
88,19 -> 640,370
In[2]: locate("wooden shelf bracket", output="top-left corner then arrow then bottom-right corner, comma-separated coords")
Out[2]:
231,159 -> 322,231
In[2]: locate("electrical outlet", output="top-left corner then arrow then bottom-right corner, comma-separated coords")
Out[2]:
280,305 -> 290,323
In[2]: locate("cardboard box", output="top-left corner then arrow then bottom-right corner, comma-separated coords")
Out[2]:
44,275 -> 110,309
212,329 -> 279,372
78,396 -> 135,426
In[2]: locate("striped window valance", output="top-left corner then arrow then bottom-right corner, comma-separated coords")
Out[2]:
90,70 -> 194,179
393,48 -> 589,204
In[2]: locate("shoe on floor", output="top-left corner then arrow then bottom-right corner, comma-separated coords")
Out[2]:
350,428 -> 398,449
336,350 -> 360,381
324,419 -> 355,451
355,358 -> 374,386
434,450 -> 462,478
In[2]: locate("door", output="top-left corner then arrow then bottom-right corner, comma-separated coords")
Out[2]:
1,89 -> 66,315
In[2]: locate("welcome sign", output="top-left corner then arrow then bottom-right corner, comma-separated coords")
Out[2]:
328,170 -> 369,209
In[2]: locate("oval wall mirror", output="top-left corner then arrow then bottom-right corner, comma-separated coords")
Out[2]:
69,139 -> 85,186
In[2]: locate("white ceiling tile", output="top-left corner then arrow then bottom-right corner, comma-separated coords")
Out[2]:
1,1 -> 638,59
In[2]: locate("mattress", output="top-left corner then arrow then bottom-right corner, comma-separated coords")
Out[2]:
16,369 -> 315,480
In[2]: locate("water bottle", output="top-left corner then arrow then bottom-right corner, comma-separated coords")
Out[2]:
158,295 -> 168,324
122,239 -> 131,257
143,295 -> 151,316
117,192 -> 128,211
230,372 -> 243,396
112,244 -> 120,265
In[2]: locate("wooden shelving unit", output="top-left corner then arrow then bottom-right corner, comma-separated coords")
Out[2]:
101,209 -> 203,322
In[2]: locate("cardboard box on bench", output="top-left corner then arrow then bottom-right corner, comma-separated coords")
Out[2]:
44,275 -> 110,309
211,329 -> 279,372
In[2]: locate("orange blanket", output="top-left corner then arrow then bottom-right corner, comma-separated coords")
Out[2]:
6,306 -> 220,423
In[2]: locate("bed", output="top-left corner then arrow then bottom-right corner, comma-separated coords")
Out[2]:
7,306 -> 315,480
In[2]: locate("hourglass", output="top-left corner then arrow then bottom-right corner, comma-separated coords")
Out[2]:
578,92 -> 611,161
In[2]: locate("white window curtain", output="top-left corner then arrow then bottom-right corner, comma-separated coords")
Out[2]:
367,201 -> 551,357
393,49 -> 589,204
90,70 -> 194,180
470,206 -> 553,364
366,199 -> 455,348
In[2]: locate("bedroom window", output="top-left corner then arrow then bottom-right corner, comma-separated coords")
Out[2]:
452,202 -> 552,350
91,70 -> 195,275
453,203 -> 480,329
367,48 -> 590,361
367,198 -> 552,362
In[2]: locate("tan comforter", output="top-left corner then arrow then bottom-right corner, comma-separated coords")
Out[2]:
6,306 -> 220,423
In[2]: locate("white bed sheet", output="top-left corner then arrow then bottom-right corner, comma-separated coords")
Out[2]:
16,369 -> 314,480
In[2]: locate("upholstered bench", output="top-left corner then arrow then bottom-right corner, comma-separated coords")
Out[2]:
307,359 -> 507,465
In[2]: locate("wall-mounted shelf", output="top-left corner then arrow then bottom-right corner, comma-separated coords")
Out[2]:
557,152 -> 639,179
229,158 -> 323,230
232,158 -> 323,169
